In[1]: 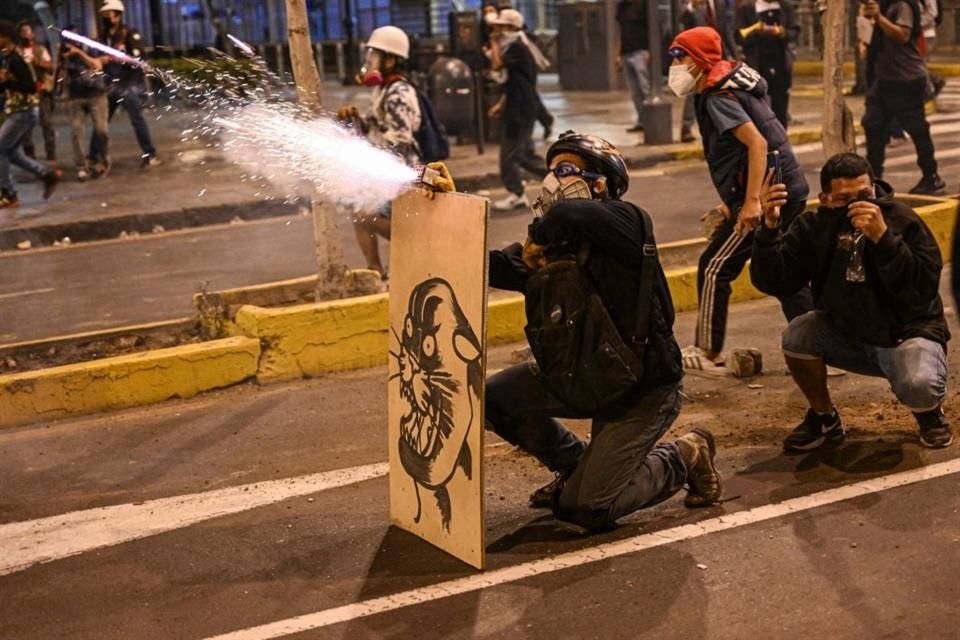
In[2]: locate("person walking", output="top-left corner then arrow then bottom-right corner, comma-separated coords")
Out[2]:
17,21 -> 56,162
0,20 -> 60,210
861,0 -> 945,195
487,9 -> 548,211
615,0 -> 650,135
60,37 -> 110,181
94,0 -> 160,168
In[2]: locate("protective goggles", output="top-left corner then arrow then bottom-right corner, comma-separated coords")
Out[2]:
668,47 -> 689,60
550,162 -> 603,182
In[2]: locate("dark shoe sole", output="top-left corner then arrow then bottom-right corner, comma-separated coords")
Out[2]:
783,425 -> 845,453
919,432 -> 954,449
684,428 -> 722,508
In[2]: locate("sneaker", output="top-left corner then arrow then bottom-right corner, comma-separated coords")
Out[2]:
42,169 -> 62,200
141,155 -> 162,169
909,173 -> 946,196
681,345 -> 729,376
0,189 -> 20,209
676,428 -> 722,508
626,124 -> 644,133
77,168 -> 90,182
680,125 -> 695,143
492,192 -> 530,211
783,408 -> 844,452
91,158 -> 111,179
915,407 -> 954,449
542,114 -> 554,140
529,468 -> 575,509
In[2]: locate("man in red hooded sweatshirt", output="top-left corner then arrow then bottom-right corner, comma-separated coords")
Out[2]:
666,26 -> 811,375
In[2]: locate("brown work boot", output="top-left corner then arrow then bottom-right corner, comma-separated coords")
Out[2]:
676,428 -> 722,508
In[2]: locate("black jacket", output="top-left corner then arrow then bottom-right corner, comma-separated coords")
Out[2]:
751,182 -> 950,347
101,24 -> 146,89
734,1 -> 799,74
489,198 -> 683,387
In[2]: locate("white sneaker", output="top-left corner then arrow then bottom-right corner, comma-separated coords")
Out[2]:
681,346 -> 730,376
492,193 -> 530,211
77,169 -> 89,182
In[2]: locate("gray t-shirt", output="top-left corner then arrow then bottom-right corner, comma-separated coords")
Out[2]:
875,1 -> 926,82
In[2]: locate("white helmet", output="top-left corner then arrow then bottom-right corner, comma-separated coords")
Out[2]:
489,9 -> 524,29
99,0 -> 125,13
366,26 -> 410,60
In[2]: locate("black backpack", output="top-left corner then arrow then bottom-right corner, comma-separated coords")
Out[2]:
523,209 -> 659,413
413,87 -> 450,163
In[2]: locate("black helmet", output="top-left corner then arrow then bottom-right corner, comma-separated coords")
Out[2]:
545,131 -> 630,200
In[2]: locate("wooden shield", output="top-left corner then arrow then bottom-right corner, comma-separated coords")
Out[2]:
388,189 -> 488,570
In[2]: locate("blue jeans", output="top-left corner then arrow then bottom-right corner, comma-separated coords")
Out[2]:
622,49 -> 651,127
485,363 -> 687,530
782,311 -> 948,412
0,108 -> 48,192
98,85 -> 156,158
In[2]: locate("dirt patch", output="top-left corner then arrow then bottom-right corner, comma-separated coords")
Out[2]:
0,322 -> 205,374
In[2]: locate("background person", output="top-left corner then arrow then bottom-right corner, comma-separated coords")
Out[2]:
615,0 -> 651,135
487,9 -> 547,211
59,37 -> 109,181
16,21 -> 56,162
0,20 -> 60,210
337,25 -> 421,281
753,152 -> 952,450
734,0 -> 798,128
94,0 -> 159,169
861,0 -> 945,195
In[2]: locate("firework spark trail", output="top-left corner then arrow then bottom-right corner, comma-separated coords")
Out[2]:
57,28 -> 148,69
214,103 -> 418,212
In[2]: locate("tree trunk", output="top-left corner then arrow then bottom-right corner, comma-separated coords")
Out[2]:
283,0 -> 348,300
822,0 -> 856,159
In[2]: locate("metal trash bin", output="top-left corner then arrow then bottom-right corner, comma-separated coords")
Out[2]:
428,56 -> 477,142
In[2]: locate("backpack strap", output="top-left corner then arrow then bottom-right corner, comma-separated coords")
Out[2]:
631,208 -> 658,351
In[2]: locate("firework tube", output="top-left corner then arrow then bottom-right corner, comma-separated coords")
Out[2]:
52,26 -> 149,70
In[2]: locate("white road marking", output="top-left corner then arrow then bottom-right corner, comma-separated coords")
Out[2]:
204,457 -> 960,640
0,463 -> 388,577
0,287 -> 55,300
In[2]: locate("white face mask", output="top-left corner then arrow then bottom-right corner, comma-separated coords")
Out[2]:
533,172 -> 593,216
668,65 -> 700,97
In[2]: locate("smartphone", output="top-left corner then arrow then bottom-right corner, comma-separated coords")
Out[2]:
767,150 -> 782,185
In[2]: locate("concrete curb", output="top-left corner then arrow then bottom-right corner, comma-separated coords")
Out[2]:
0,336 -> 261,429
0,199 -> 302,251
793,61 -> 960,78
3,199 -> 954,429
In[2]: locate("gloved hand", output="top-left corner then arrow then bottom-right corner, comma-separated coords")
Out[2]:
336,105 -> 359,121
426,162 -> 456,192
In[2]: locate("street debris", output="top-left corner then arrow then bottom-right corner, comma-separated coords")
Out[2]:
16,240 -> 31,250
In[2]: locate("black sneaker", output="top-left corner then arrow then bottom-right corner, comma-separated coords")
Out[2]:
42,169 -> 62,200
0,189 -> 19,209
916,407 -> 954,449
680,125 -> 695,143
909,174 -> 946,196
783,408 -> 844,452
529,468 -> 574,509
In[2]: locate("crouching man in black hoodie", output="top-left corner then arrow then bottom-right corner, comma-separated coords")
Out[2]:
753,152 -> 953,451
428,131 -> 723,531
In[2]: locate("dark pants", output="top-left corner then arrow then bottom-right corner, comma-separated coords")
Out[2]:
22,92 -> 56,160
485,363 -> 687,531
862,78 -> 938,179
500,119 -> 547,196
696,199 -> 812,353
93,85 -> 156,159
759,63 -> 790,129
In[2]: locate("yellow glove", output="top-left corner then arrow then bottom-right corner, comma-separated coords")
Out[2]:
426,161 -> 456,193
336,105 -> 359,121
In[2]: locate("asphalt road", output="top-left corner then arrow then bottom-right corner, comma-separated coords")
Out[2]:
1,295 -> 958,639
3,111 -> 960,343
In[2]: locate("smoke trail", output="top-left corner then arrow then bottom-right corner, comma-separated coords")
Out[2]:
211,103 -> 418,212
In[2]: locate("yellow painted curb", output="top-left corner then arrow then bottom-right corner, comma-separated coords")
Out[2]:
0,336 -> 260,429
668,126 -> 838,162
792,61 -> 960,78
